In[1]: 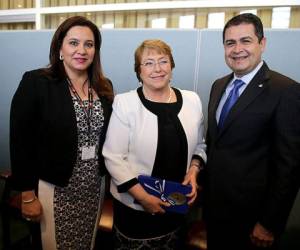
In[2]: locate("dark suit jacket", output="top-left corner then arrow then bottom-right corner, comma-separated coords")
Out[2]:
10,69 -> 112,191
205,62 -> 300,235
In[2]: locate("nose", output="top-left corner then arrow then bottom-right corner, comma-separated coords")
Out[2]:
153,62 -> 162,71
77,44 -> 87,54
233,42 -> 243,53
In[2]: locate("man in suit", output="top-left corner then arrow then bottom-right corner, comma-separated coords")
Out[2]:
205,13 -> 300,250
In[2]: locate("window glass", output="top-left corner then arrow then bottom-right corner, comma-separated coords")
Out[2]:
152,18 -> 167,28
179,15 -> 195,29
208,12 -> 225,29
272,7 -> 291,28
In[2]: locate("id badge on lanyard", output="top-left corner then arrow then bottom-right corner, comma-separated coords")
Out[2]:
81,145 -> 96,160
68,78 -> 96,161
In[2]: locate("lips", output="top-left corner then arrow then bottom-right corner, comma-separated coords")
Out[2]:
232,55 -> 248,61
74,58 -> 87,63
151,74 -> 165,79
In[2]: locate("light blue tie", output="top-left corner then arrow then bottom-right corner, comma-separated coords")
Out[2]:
218,79 -> 245,129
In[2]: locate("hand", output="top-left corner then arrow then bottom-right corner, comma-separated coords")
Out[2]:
250,222 -> 274,248
182,164 -> 200,205
129,183 -> 170,215
139,193 -> 170,215
21,191 -> 43,222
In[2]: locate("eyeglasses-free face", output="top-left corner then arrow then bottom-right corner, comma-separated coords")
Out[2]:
139,49 -> 172,92
60,26 -> 95,78
224,23 -> 266,77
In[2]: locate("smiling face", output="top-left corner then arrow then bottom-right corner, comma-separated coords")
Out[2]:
139,49 -> 172,92
224,23 -> 266,77
60,25 -> 95,77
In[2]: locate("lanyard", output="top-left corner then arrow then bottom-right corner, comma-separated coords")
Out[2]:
67,78 -> 93,144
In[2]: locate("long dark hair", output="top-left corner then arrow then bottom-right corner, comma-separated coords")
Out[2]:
46,16 -> 113,101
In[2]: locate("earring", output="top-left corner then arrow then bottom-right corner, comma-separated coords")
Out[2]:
59,54 -> 64,60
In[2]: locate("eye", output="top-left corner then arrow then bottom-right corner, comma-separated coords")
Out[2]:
69,40 -> 79,46
242,39 -> 251,44
143,61 -> 154,67
159,60 -> 169,65
225,41 -> 235,47
85,42 -> 94,48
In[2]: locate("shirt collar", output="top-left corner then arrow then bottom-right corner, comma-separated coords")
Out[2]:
232,61 -> 264,85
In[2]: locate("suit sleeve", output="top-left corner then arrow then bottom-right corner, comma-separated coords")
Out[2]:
10,71 -> 40,191
206,80 -> 218,154
260,83 -> 300,235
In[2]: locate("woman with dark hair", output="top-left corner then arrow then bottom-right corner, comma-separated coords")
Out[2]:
10,16 -> 113,249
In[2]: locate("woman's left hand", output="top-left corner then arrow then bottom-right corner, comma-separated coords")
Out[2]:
182,164 -> 200,205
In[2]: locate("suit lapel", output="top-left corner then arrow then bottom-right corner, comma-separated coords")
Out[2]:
218,63 -> 270,136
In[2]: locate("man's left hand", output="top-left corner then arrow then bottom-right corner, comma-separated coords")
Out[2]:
250,222 -> 274,248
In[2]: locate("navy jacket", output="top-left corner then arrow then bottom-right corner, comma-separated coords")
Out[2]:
205,62 -> 300,235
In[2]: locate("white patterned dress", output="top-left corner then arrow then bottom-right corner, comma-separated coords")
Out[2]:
38,97 -> 106,250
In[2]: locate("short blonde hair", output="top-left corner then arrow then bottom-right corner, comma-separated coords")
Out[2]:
134,39 -> 175,82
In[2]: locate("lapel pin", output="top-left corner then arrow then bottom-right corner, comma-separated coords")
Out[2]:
258,84 -> 263,88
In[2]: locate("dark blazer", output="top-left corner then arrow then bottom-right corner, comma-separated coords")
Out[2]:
205,62 -> 300,235
10,69 -> 112,191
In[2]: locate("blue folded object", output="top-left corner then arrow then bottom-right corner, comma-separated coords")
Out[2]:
137,175 -> 192,214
